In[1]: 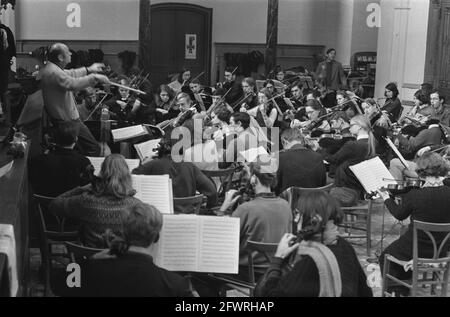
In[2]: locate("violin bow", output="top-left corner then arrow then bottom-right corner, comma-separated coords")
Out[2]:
84,93 -> 110,122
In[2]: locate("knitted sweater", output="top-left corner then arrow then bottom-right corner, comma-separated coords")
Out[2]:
49,185 -> 142,248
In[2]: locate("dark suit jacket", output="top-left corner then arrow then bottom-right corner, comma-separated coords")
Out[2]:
29,147 -> 91,197
275,145 -> 327,194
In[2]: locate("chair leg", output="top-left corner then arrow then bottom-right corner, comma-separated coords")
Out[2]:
381,257 -> 390,297
366,210 -> 372,257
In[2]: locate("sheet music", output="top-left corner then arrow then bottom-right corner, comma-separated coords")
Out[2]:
111,125 -> 148,142
198,216 -> 240,274
88,157 -> 140,176
153,215 -> 239,274
132,174 -> 173,214
0,160 -> 13,178
154,215 -> 200,272
349,157 -> 397,193
134,138 -> 161,161
240,146 -> 268,162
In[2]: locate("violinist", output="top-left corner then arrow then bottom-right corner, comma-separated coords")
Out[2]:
362,98 -> 390,161
239,77 -> 258,109
377,152 -> 450,297
242,88 -> 278,129
430,90 -> 450,127
209,88 -> 233,115
189,78 -> 210,111
77,87 -> 101,121
381,82 -> 403,123
210,107 -> 232,142
326,115 -> 376,206
105,76 -> 135,124
154,84 -> 178,124
389,118 -> 443,181
336,90 -> 360,118
291,99 -> 330,132
170,92 -> 199,128
219,66 -> 243,108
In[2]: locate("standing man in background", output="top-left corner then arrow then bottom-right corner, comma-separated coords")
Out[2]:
40,42 -> 109,156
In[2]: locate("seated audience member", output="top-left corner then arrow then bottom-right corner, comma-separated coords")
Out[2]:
61,202 -> 195,297
389,119 -> 443,181
377,153 -> 450,296
254,191 -> 373,297
132,129 -> 217,212
220,161 -> 292,266
49,154 -> 142,248
326,115 -> 376,206
29,120 -> 91,197
275,128 -> 326,194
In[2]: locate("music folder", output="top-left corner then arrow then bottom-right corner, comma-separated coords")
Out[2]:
111,125 -> 148,142
349,156 -> 397,194
151,214 -> 240,274
134,138 -> 161,161
131,174 -> 174,214
87,157 -> 140,176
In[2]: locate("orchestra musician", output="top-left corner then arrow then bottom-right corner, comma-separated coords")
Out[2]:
154,84 -> 178,124
326,115 -> 376,206
381,82 -> 403,123
403,89 -> 436,120
291,99 -> 330,132
168,67 -> 191,93
239,77 -> 258,109
241,88 -> 278,129
377,152 -> 450,297
189,78 -> 210,111
430,90 -> 450,127
219,66 -> 243,108
105,76 -> 136,124
388,118 -> 443,181
361,98 -> 390,161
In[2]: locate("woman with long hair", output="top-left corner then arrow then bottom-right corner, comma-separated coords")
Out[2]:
168,67 -> 191,93
381,82 -> 403,123
50,154 -> 142,248
153,84 -> 178,123
326,114 -> 376,206
255,191 -> 372,297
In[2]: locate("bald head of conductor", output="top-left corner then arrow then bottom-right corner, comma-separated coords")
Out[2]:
48,43 -> 109,83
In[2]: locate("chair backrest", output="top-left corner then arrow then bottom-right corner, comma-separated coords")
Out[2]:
34,194 -> 79,241
413,220 -> 450,261
246,240 -> 279,285
411,220 -> 450,296
202,167 -> 236,196
173,194 -> 204,214
65,241 -> 105,263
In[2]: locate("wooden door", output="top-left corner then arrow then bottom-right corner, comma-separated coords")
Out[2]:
150,3 -> 212,88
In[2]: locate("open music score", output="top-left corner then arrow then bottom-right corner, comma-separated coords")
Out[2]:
349,157 -> 397,194
111,125 -> 148,142
131,174 -> 174,214
152,214 -> 239,274
240,146 -> 269,163
134,138 -> 161,161
88,157 -> 140,176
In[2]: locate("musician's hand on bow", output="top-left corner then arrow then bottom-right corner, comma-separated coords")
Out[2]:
376,188 -> 390,201
417,146 -> 431,157
93,74 -> 110,84
88,63 -> 105,73
275,233 -> 299,260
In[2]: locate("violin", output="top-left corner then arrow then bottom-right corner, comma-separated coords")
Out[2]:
381,178 -> 425,195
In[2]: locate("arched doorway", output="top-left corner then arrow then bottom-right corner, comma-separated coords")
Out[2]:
150,3 -> 212,87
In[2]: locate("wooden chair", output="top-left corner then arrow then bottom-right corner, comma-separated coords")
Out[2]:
65,241 -> 105,264
280,183 -> 335,232
34,194 -> 79,296
207,240 -> 278,297
173,194 -> 204,214
382,220 -> 450,297
338,200 -> 373,257
202,167 -> 236,198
